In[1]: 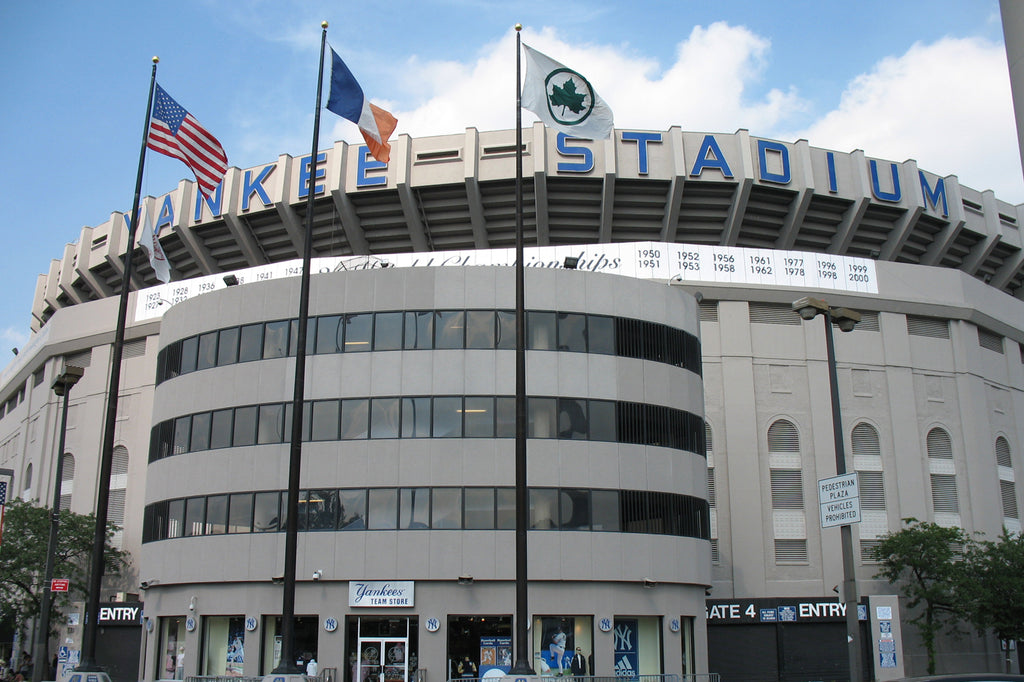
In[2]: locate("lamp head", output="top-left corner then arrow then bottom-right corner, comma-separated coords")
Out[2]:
52,365 -> 85,396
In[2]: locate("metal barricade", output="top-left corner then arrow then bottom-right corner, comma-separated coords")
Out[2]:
446,675 -> 717,682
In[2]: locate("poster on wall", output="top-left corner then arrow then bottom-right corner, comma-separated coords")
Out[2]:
613,618 -> 639,680
225,622 -> 245,676
479,636 -> 512,676
537,618 -> 574,676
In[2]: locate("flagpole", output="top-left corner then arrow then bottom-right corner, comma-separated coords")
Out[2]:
270,20 -> 328,677
510,23 -> 536,677
76,56 -> 160,676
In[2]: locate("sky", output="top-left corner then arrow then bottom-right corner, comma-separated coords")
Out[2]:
1,0 -> 1021,360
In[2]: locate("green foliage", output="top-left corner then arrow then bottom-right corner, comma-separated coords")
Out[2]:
548,78 -> 587,114
961,529 -> 1024,660
872,518 -> 975,674
0,499 -> 128,633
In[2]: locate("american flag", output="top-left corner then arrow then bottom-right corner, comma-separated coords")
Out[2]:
146,83 -> 228,199
0,480 -> 6,506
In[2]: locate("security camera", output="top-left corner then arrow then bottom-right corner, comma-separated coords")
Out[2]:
312,570 -> 323,581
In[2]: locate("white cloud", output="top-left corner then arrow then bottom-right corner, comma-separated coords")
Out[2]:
2,326 -> 29,353
792,36 -> 1024,202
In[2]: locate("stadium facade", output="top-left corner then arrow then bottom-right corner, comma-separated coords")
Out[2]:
2,122 -> 1023,682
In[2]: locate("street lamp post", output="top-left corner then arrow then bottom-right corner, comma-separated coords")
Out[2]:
792,297 -> 863,682
33,365 -> 84,682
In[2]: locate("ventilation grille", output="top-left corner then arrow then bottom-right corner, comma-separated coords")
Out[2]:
907,316 -> 950,339
698,300 -> 718,322
860,539 -> 882,563
930,473 -> 960,514
978,328 -> 1004,354
65,349 -> 92,368
775,539 -> 807,563
1001,480 -> 1019,520
123,338 -> 147,359
858,471 -> 886,510
770,470 -> 804,509
997,437 -> 1012,468
748,303 -> 801,325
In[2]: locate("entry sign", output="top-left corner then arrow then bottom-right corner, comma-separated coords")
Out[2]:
51,578 -> 70,592
818,472 -> 861,528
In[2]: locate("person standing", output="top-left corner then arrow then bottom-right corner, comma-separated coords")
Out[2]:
570,648 -> 587,678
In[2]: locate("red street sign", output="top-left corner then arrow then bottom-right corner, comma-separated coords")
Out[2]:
51,579 -> 70,592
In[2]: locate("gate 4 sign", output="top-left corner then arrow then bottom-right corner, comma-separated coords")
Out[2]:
818,472 -> 861,528
51,578 -> 70,592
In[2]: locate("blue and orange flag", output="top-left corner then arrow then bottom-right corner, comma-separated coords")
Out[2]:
326,49 -> 398,163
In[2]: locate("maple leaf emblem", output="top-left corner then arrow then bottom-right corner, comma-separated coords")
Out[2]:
548,77 -> 588,115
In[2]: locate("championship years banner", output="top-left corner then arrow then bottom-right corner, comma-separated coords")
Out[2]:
134,240 -> 878,322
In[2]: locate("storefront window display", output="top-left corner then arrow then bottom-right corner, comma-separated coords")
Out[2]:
447,616 -> 512,679
202,616 -> 246,676
261,616 -> 318,675
158,617 -> 187,680
532,617 -> 593,677
612,617 -> 662,678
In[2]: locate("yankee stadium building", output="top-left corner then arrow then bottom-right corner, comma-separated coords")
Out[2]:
2,122 -> 1023,682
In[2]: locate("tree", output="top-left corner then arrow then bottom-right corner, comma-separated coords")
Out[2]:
0,499 -> 129,638
960,529 -> 1024,673
872,518 -> 975,674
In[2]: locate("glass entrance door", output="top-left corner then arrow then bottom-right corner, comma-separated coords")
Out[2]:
358,638 -> 407,682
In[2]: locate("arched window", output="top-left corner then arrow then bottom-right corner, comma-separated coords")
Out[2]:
59,454 -> 75,511
996,436 -> 1019,534
109,446 -> 129,549
927,427 -> 960,527
852,423 -> 886,561
768,419 -> 805,563
22,463 -> 32,500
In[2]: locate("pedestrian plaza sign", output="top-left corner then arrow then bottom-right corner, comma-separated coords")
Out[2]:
818,472 -> 861,528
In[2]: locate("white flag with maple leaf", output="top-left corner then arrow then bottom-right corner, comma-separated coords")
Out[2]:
521,43 -> 614,139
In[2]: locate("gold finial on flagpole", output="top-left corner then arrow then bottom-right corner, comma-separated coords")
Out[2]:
515,23 -> 522,31
322,20 -> 328,28
152,56 -> 159,64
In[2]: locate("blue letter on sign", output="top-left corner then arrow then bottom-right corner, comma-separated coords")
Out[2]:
869,160 -> 901,202
757,140 -> 791,184
556,133 -> 594,173
919,172 -> 948,217
157,195 -> 175,235
621,131 -> 662,175
194,182 -> 223,220
242,165 -> 274,211
690,135 -> 733,178
357,147 -> 388,187
299,152 -> 327,198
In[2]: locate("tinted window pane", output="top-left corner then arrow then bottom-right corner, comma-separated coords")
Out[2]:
433,397 -> 463,437
315,315 -> 342,354
557,313 -> 587,352
289,318 -> 317,357
400,488 -> 431,529
560,489 -> 590,530
263,320 -> 290,359
528,397 -> 557,438
432,488 -> 462,528
217,327 -> 239,365
227,493 -> 253,533
588,315 -> 615,354
311,400 -> 340,441
496,488 -> 515,529
167,499 -> 185,538
233,406 -> 258,447
371,398 -> 401,439
344,314 -> 373,352
404,312 -> 434,350
306,489 -> 339,530
558,398 -> 588,440
257,404 -> 285,444
463,397 -> 494,438
465,488 -> 495,529
238,323 -> 264,362
180,337 -> 198,374
530,489 -> 558,529
340,399 -> 369,440
339,489 -> 367,530
206,495 -> 228,534
210,409 -> 234,450
495,397 -> 516,438
591,490 -> 620,531
173,416 -> 191,455
496,311 -> 516,350
435,311 -> 465,349
465,311 -> 494,349
190,412 -> 211,452
589,400 -> 616,442
401,397 -> 431,438
527,311 -> 556,350
184,497 -> 206,536
197,332 -> 218,370
374,312 -> 404,351
368,489 -> 398,529
253,492 -> 280,532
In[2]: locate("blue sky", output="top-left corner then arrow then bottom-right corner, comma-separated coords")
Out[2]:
1,0 -> 1020,360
